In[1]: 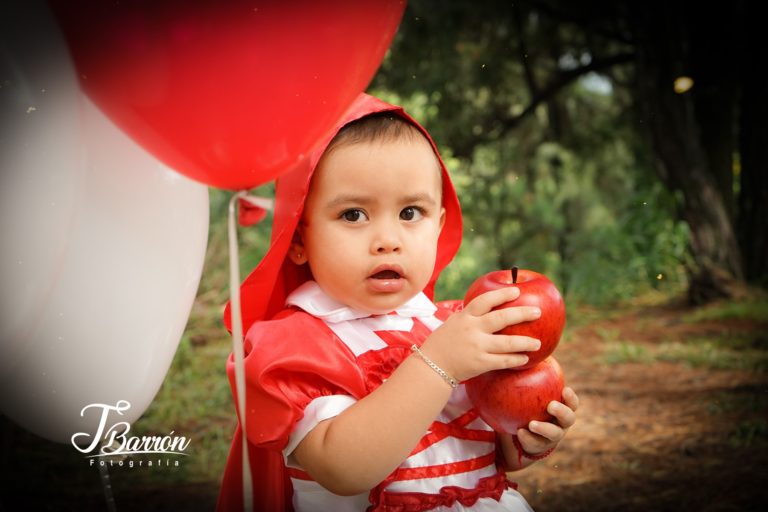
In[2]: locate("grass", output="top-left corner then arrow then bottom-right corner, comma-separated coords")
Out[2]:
129,334 -> 237,485
656,336 -> 768,371
564,305 -> 631,330
597,294 -> 768,369
729,419 -> 768,448
602,341 -> 654,364
601,333 -> 768,371
681,298 -> 768,324
595,327 -> 621,343
705,389 -> 768,416
596,324 -> 656,364
702,387 -> 768,456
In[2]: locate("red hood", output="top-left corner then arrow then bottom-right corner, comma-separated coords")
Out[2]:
224,93 -> 462,333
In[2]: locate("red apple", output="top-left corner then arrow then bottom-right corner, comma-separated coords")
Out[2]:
463,267 -> 565,369
466,356 -> 565,434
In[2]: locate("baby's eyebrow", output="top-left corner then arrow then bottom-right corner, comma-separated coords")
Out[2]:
325,192 -> 438,210
401,193 -> 437,206
325,194 -> 375,209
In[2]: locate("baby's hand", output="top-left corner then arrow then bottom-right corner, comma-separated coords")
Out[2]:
517,386 -> 579,455
420,287 -> 542,382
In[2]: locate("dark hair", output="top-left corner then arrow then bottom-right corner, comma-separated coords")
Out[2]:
316,111 -> 444,198
324,112 -> 429,155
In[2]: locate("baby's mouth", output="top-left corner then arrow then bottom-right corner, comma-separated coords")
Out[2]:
367,266 -> 406,292
370,270 -> 402,280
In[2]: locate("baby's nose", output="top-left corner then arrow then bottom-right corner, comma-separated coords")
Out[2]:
372,233 -> 401,254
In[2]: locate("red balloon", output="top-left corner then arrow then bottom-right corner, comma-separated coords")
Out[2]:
49,0 -> 405,190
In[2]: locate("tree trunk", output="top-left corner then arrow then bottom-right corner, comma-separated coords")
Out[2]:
629,2 -> 744,304
737,2 -> 768,287
689,5 -> 740,223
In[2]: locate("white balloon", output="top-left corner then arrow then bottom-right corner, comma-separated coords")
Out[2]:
0,0 -> 85,375
0,2 -> 210,444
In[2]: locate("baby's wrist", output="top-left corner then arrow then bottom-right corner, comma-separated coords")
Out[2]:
512,434 -> 556,461
418,340 -> 460,382
410,344 -> 458,389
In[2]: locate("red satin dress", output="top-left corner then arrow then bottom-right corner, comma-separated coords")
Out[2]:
222,281 -> 534,512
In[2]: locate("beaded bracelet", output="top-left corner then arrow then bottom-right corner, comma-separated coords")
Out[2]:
410,344 -> 458,389
512,434 -> 556,462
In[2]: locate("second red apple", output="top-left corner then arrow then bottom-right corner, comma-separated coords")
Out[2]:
466,356 -> 565,434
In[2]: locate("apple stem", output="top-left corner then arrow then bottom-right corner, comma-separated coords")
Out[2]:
512,266 -> 518,284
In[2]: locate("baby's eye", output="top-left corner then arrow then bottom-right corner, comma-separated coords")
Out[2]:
341,209 -> 368,223
400,206 -> 424,221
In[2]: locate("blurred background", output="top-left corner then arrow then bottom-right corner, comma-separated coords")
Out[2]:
2,0 -> 766,510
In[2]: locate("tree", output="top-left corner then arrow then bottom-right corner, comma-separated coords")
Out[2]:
624,0 -> 759,302
373,0 -> 765,304
735,2 -> 768,290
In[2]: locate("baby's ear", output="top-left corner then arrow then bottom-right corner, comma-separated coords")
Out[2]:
288,229 -> 308,265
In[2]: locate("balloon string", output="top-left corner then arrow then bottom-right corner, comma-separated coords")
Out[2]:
238,194 -> 273,210
228,190 -> 253,512
97,448 -> 118,512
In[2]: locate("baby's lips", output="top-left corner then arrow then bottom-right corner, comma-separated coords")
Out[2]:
370,269 -> 402,279
368,264 -> 406,280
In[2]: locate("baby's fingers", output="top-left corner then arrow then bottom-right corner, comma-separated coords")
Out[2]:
547,400 -> 576,429
488,335 -> 541,355
526,420 -> 565,444
486,352 -> 530,370
516,424 -> 560,454
484,306 -> 541,333
561,387 -> 580,412
464,287 -> 520,316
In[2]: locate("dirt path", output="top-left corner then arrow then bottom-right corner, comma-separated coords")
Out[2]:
517,301 -> 768,511
3,299 -> 767,511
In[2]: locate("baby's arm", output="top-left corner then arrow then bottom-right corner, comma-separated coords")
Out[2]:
292,286 -> 541,495
499,386 -> 580,470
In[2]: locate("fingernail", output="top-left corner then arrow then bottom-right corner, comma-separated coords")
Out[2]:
534,308 -> 542,318
532,340 -> 542,350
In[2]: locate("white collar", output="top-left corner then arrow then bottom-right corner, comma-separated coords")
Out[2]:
285,281 -> 437,324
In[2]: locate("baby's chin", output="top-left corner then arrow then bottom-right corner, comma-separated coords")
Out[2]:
318,279 -> 428,315
350,300 -> 408,316
347,292 -> 419,316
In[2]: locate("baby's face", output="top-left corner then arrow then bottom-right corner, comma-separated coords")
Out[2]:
293,135 -> 445,314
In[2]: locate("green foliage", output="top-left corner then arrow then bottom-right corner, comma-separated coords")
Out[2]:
372,1 -> 690,306
372,82 -> 690,305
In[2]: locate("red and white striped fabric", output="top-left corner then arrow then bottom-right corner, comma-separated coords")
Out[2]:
280,282 -> 533,512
